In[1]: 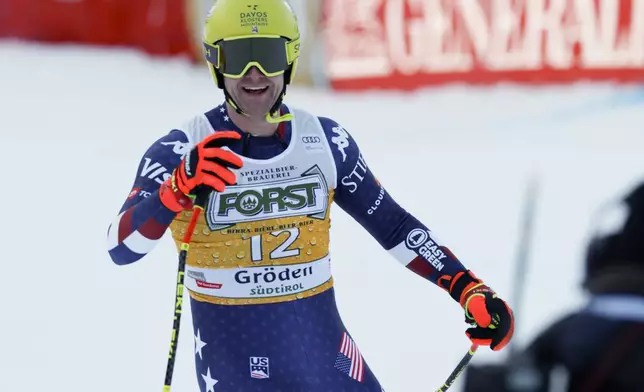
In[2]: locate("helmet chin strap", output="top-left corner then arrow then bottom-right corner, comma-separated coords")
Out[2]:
265,85 -> 293,124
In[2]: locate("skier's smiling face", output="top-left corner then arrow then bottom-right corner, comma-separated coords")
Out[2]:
224,66 -> 284,119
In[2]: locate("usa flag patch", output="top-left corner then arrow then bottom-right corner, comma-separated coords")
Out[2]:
334,332 -> 364,382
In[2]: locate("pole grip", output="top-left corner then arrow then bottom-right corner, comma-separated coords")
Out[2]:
194,188 -> 210,210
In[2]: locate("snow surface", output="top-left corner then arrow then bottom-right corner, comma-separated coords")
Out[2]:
1,41 -> 643,392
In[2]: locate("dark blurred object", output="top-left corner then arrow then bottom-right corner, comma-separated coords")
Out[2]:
463,364 -> 509,392
585,182 -> 644,295
463,361 -> 549,392
463,180 -> 644,392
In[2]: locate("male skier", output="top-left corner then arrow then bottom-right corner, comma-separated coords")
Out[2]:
107,0 -> 514,390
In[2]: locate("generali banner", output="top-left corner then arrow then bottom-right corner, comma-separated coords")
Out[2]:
323,0 -> 644,90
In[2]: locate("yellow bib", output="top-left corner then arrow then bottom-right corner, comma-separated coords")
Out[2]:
169,107 -> 339,305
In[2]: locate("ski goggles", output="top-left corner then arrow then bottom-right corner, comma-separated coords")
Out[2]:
204,35 -> 300,79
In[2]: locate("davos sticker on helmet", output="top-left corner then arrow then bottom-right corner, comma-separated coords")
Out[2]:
205,165 -> 329,230
241,5 -> 268,27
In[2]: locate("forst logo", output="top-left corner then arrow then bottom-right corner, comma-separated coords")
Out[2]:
217,182 -> 320,217
206,166 -> 329,229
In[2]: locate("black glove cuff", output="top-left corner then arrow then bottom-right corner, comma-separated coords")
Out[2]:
448,270 -> 481,304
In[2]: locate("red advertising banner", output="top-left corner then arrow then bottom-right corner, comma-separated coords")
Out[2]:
323,0 -> 644,90
0,0 -> 198,59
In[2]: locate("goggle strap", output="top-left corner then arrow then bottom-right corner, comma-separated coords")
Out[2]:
286,38 -> 300,64
203,42 -> 220,68
223,88 -> 244,117
266,89 -> 291,124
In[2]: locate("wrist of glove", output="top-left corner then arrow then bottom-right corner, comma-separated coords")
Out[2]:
160,131 -> 243,212
448,270 -> 515,351
159,175 -> 195,213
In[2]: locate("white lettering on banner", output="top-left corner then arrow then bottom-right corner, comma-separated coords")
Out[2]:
576,1 -> 644,67
633,1 -> 644,66
184,257 -> 332,299
324,0 -> 392,78
326,0 -> 644,82
384,0 -> 424,75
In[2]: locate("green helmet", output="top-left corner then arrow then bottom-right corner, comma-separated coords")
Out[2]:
202,0 -> 301,123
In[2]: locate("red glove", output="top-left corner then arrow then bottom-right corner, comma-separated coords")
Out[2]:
449,271 -> 515,351
160,131 -> 243,212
